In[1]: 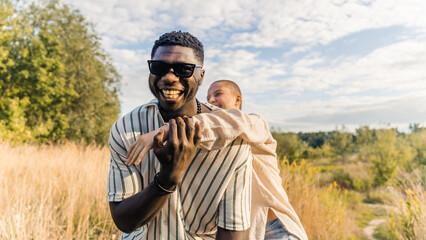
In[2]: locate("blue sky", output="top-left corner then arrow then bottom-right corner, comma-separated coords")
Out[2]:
64,0 -> 426,132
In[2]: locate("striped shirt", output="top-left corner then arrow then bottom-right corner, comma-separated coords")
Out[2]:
107,100 -> 252,240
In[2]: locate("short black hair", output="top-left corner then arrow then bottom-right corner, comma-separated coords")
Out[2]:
151,31 -> 204,64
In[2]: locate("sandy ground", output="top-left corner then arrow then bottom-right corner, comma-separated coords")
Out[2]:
363,218 -> 386,240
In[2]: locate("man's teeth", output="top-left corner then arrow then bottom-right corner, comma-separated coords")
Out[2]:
162,90 -> 181,99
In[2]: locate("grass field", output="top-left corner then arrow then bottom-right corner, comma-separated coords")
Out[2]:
0,142 -> 120,239
3,141 -> 422,239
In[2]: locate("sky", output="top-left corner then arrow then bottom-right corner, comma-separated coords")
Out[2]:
63,0 -> 426,132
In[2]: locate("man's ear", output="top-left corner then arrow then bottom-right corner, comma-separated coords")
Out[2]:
198,69 -> 205,86
235,95 -> 242,109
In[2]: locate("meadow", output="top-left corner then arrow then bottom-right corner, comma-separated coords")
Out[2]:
1,135 -> 425,239
0,142 -> 120,239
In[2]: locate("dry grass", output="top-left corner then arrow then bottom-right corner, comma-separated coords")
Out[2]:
1,141 -> 362,239
280,159 -> 360,240
0,141 -> 119,239
385,169 -> 426,239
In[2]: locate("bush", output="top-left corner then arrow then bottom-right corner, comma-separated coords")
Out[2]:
351,176 -> 366,191
331,169 -> 353,189
388,170 -> 426,239
279,158 -> 360,239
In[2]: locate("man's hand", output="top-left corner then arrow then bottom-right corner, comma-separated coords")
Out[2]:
110,117 -> 201,232
154,117 -> 201,188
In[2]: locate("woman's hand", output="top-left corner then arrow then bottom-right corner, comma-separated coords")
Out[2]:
126,125 -> 169,166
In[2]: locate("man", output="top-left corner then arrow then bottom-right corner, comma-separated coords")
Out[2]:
127,80 -> 308,239
107,31 -> 252,239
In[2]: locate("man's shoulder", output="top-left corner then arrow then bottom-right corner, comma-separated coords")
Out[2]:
110,99 -> 160,135
108,99 -> 161,151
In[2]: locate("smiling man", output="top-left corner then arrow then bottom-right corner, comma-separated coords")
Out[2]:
106,31 -> 252,240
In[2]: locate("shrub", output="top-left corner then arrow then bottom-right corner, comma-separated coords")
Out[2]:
378,169 -> 426,239
279,158 -> 360,239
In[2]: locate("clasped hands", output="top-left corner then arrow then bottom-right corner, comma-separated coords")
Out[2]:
126,116 -> 201,186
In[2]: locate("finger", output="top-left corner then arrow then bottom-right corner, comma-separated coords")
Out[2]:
128,143 -> 146,166
126,145 -> 138,165
153,128 -> 164,149
126,143 -> 140,165
135,146 -> 151,165
193,121 -> 202,145
162,124 -> 170,142
176,117 -> 187,143
127,142 -> 135,159
184,116 -> 195,142
167,119 -> 179,149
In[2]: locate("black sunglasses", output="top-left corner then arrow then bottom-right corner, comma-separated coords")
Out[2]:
147,60 -> 202,78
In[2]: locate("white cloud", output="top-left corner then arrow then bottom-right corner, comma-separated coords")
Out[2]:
277,92 -> 426,132
199,48 -> 287,97
60,0 -> 426,131
228,0 -> 426,48
271,38 -> 426,95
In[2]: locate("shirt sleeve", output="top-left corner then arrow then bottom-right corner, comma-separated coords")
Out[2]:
106,120 -> 143,202
217,150 -> 252,231
193,108 -> 274,150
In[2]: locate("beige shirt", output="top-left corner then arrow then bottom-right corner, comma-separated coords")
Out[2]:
193,108 -> 308,240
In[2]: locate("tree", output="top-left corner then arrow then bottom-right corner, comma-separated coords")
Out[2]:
355,126 -> 374,162
367,129 -> 410,186
409,128 -> 426,166
330,126 -> 353,163
1,0 -> 120,144
24,0 -> 120,144
1,0 -> 77,142
272,132 -> 308,162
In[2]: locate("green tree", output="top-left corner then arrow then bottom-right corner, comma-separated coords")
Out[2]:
330,126 -> 353,163
1,1 -> 29,140
409,128 -> 426,166
24,0 -> 120,144
298,131 -> 334,148
1,0 -> 120,144
272,132 -> 308,162
1,1 -> 77,142
368,129 -> 408,186
355,125 -> 374,162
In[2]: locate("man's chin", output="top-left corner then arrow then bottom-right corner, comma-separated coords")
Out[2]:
159,101 -> 184,116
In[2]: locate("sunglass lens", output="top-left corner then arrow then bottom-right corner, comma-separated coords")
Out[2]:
174,64 -> 195,78
150,61 -> 169,76
148,61 -> 196,78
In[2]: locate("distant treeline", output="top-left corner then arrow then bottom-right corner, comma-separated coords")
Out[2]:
272,124 -> 426,186
1,0 -> 120,145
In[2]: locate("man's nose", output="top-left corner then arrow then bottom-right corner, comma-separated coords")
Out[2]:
161,70 -> 180,83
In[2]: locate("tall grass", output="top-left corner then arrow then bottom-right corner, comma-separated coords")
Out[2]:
377,169 -> 426,240
1,141 -> 362,239
0,141 -> 119,239
280,159 -> 359,239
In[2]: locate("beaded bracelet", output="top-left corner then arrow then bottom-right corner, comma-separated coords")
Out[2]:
154,173 -> 176,194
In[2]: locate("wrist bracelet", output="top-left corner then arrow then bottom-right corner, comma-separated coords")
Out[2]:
154,173 -> 176,194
